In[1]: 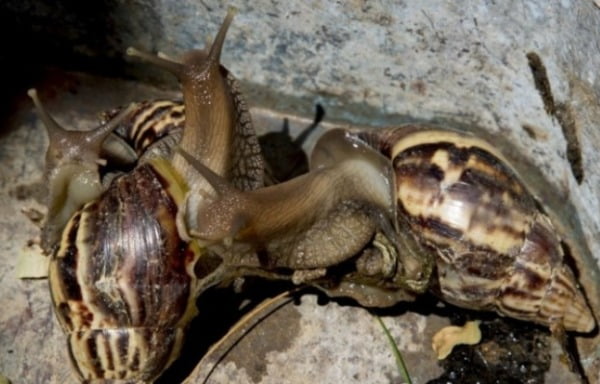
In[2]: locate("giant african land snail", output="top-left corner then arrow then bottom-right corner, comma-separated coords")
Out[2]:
178,123 -> 595,334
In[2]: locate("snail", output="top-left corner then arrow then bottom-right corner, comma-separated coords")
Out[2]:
356,126 -> 596,334
29,9 -> 266,383
177,124 -> 596,335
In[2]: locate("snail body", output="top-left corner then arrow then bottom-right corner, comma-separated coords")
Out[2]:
176,129 -> 398,276
31,10 -> 264,383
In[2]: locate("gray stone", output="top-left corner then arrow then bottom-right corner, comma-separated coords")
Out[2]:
0,1 -> 599,383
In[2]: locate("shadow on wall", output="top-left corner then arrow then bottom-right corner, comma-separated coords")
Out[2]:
0,0 -> 165,137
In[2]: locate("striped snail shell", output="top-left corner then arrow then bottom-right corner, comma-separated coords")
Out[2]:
358,126 -> 596,333
30,9 -> 264,383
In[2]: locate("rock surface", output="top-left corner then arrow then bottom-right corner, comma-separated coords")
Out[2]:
0,1 -> 599,383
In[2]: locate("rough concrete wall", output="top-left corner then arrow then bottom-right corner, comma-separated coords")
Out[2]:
7,0 -> 598,255
1,0 -> 599,383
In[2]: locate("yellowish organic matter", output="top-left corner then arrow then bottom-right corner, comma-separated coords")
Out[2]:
432,320 -> 482,359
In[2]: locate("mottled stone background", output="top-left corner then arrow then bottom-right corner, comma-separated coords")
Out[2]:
0,1 -> 599,383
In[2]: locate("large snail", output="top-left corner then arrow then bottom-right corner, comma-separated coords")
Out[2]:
179,124 -> 595,335
356,127 -> 596,333
28,8 -> 596,384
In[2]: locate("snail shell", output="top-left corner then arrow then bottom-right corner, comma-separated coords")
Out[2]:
358,126 -> 596,333
31,9 -> 264,383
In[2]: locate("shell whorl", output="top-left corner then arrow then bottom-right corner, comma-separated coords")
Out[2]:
49,163 -> 198,381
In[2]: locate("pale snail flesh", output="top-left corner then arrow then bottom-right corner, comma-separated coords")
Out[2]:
175,128 -> 399,273
30,9 -> 265,383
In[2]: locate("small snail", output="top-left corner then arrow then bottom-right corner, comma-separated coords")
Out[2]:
30,9 -> 265,383
178,124 -> 595,335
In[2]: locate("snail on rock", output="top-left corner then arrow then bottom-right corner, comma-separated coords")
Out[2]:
179,125 -> 595,335
30,9 -> 265,382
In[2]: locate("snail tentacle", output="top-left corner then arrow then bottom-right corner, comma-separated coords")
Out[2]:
29,89 -> 134,168
126,47 -> 185,75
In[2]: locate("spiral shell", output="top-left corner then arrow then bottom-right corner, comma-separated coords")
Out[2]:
175,118 -> 595,335
49,160 -> 200,381
359,126 -> 595,332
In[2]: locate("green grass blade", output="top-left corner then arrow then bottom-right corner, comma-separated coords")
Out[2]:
376,316 -> 413,384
